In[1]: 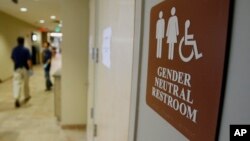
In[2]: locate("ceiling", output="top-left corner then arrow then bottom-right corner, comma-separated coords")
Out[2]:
0,0 -> 61,31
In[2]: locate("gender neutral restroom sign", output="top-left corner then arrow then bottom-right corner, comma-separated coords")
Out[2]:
146,0 -> 231,141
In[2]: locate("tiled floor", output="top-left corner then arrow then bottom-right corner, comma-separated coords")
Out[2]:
0,65 -> 86,141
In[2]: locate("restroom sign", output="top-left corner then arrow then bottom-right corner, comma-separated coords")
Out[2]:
146,0 -> 231,141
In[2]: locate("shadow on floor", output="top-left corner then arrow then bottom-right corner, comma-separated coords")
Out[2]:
0,102 -> 16,112
0,131 -> 19,141
0,101 -> 32,112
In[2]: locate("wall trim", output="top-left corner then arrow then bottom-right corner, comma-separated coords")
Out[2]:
0,76 -> 13,83
61,124 -> 86,130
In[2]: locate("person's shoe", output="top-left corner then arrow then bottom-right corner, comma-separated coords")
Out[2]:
24,96 -> 31,103
45,88 -> 52,91
49,83 -> 53,87
15,100 -> 20,108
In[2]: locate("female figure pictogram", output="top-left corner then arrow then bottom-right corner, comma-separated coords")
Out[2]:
166,7 -> 179,60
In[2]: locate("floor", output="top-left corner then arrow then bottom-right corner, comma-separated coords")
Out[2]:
0,65 -> 86,141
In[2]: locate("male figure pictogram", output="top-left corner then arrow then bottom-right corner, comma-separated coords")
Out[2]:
156,11 -> 165,58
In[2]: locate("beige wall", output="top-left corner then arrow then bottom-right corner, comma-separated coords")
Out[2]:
60,0 -> 89,125
131,1 -> 250,141
0,11 -> 37,81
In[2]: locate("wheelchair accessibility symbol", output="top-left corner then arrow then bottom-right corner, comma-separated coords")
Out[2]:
155,7 -> 203,62
178,20 -> 203,62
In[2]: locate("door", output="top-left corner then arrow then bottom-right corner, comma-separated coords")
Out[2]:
87,0 -> 135,141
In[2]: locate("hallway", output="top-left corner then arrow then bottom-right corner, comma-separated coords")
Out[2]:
0,65 -> 86,141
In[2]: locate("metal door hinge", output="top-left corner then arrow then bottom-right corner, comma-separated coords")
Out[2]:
94,124 -> 98,137
92,48 -> 99,63
91,108 -> 94,119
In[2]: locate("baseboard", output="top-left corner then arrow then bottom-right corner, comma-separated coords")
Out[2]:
61,124 -> 86,130
0,76 -> 12,83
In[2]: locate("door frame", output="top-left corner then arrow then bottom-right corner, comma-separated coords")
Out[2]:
87,0 -> 99,140
128,0 -> 144,141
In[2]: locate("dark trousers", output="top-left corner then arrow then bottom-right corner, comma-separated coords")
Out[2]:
45,70 -> 53,90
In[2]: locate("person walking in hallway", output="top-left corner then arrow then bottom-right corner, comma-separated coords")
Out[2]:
11,36 -> 32,108
42,42 -> 53,91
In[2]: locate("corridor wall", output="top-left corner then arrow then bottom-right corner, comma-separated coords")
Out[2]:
218,0 -> 250,140
60,0 -> 89,125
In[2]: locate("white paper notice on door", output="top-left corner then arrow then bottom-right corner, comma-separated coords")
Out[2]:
102,27 -> 112,68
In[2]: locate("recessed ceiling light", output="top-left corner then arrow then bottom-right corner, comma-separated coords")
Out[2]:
50,32 -> 63,37
20,7 -> 28,12
50,15 -> 56,20
39,20 -> 45,24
